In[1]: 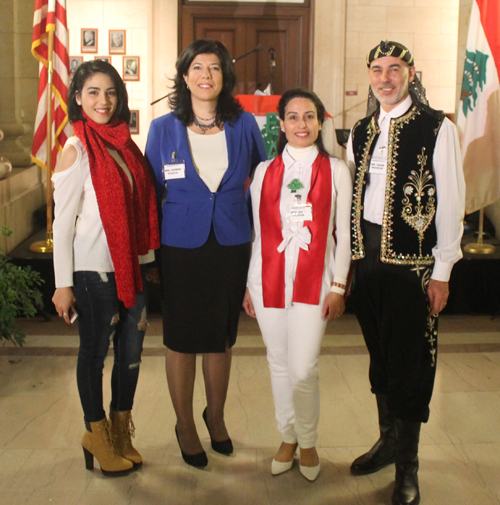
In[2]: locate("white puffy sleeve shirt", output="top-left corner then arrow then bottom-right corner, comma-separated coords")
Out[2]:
52,136 -> 154,288
247,145 -> 352,308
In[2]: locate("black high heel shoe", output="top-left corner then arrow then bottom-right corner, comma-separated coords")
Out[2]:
174,426 -> 208,468
202,407 -> 233,455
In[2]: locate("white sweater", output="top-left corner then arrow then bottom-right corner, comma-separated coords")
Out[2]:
52,136 -> 154,288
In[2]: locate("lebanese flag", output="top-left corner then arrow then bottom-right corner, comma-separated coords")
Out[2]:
236,94 -> 333,161
31,0 -> 72,171
456,0 -> 500,214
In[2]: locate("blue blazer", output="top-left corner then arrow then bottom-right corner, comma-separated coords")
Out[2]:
146,111 -> 267,248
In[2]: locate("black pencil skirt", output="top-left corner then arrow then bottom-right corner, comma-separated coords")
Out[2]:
160,229 -> 250,354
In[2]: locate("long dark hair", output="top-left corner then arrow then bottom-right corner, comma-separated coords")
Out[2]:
168,39 -> 242,126
67,60 -> 130,123
277,88 -> 329,157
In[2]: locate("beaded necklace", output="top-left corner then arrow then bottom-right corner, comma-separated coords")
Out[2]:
193,116 -> 218,134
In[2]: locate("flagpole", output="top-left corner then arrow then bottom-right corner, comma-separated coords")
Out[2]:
30,27 -> 54,254
463,208 -> 496,254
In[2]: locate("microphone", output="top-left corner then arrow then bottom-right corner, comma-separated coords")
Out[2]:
269,47 -> 276,67
151,92 -> 170,106
232,44 -> 262,64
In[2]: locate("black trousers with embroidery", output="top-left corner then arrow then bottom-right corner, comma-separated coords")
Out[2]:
353,221 -> 438,423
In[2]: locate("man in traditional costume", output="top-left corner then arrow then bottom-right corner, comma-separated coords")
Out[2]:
346,41 -> 465,505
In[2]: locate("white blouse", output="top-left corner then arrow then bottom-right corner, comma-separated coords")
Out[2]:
187,128 -> 228,192
52,136 -> 154,288
247,144 -> 353,308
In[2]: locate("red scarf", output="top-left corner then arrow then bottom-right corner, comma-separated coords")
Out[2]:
260,152 -> 332,308
72,113 -> 160,308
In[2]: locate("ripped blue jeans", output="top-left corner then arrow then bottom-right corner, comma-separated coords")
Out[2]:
73,269 -> 148,422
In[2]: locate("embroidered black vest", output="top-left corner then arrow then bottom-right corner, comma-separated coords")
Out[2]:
351,104 -> 445,272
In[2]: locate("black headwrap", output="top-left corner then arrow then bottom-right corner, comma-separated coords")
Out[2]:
366,40 -> 414,67
365,40 -> 429,116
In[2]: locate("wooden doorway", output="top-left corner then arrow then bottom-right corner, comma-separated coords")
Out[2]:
179,1 -> 313,95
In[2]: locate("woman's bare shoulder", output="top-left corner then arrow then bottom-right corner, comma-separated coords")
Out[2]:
55,142 -> 79,173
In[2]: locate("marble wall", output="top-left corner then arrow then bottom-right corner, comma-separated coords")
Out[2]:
150,0 -> 178,126
66,0 -> 153,151
66,0 -> 460,156
313,0 -> 347,158
344,0 -> 460,130
65,0 -> 179,152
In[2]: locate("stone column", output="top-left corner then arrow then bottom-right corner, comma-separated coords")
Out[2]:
0,0 -> 39,167
0,0 -> 45,252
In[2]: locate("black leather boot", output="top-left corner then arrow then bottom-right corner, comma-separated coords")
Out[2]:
350,394 -> 396,475
392,419 -> 421,505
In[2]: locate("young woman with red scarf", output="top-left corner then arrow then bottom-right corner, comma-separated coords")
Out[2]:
52,60 -> 159,476
243,88 -> 352,481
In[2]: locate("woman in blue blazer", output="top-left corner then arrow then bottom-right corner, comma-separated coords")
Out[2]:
146,39 -> 266,467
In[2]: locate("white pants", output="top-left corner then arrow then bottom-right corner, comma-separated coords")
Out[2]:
254,299 -> 327,448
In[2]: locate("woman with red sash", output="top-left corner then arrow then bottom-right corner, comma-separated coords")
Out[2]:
243,88 -> 352,481
52,60 -> 159,476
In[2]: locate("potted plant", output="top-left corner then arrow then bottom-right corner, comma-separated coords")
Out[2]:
0,226 -> 44,346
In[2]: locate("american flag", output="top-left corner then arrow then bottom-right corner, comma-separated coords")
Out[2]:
31,0 -> 71,170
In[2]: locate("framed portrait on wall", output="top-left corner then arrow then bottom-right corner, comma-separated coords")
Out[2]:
94,56 -> 111,63
129,110 -> 139,134
109,30 -> 126,54
123,56 -> 140,81
81,28 -> 98,53
69,56 -> 83,77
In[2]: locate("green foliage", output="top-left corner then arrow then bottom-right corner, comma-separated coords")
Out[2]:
0,227 -> 44,346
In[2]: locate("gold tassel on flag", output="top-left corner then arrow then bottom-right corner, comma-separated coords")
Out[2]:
30,0 -> 71,254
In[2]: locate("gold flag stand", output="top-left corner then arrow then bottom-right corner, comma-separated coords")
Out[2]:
464,208 -> 496,254
30,28 -> 54,254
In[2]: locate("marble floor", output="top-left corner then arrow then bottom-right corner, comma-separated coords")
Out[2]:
0,313 -> 499,505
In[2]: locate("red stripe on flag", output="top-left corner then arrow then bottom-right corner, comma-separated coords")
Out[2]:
236,94 -> 333,118
236,95 -> 281,116
32,0 -> 70,171
476,0 -> 500,81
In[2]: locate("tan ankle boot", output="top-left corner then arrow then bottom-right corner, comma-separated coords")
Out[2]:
110,410 -> 143,467
82,417 -> 134,476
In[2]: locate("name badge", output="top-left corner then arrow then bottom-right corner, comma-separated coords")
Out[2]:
163,162 -> 186,181
369,155 -> 387,174
289,203 -> 313,222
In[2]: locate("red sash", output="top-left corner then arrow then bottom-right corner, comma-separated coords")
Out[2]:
260,152 -> 332,308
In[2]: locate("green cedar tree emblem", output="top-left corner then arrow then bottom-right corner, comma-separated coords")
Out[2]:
460,50 -> 488,117
287,178 -> 304,193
